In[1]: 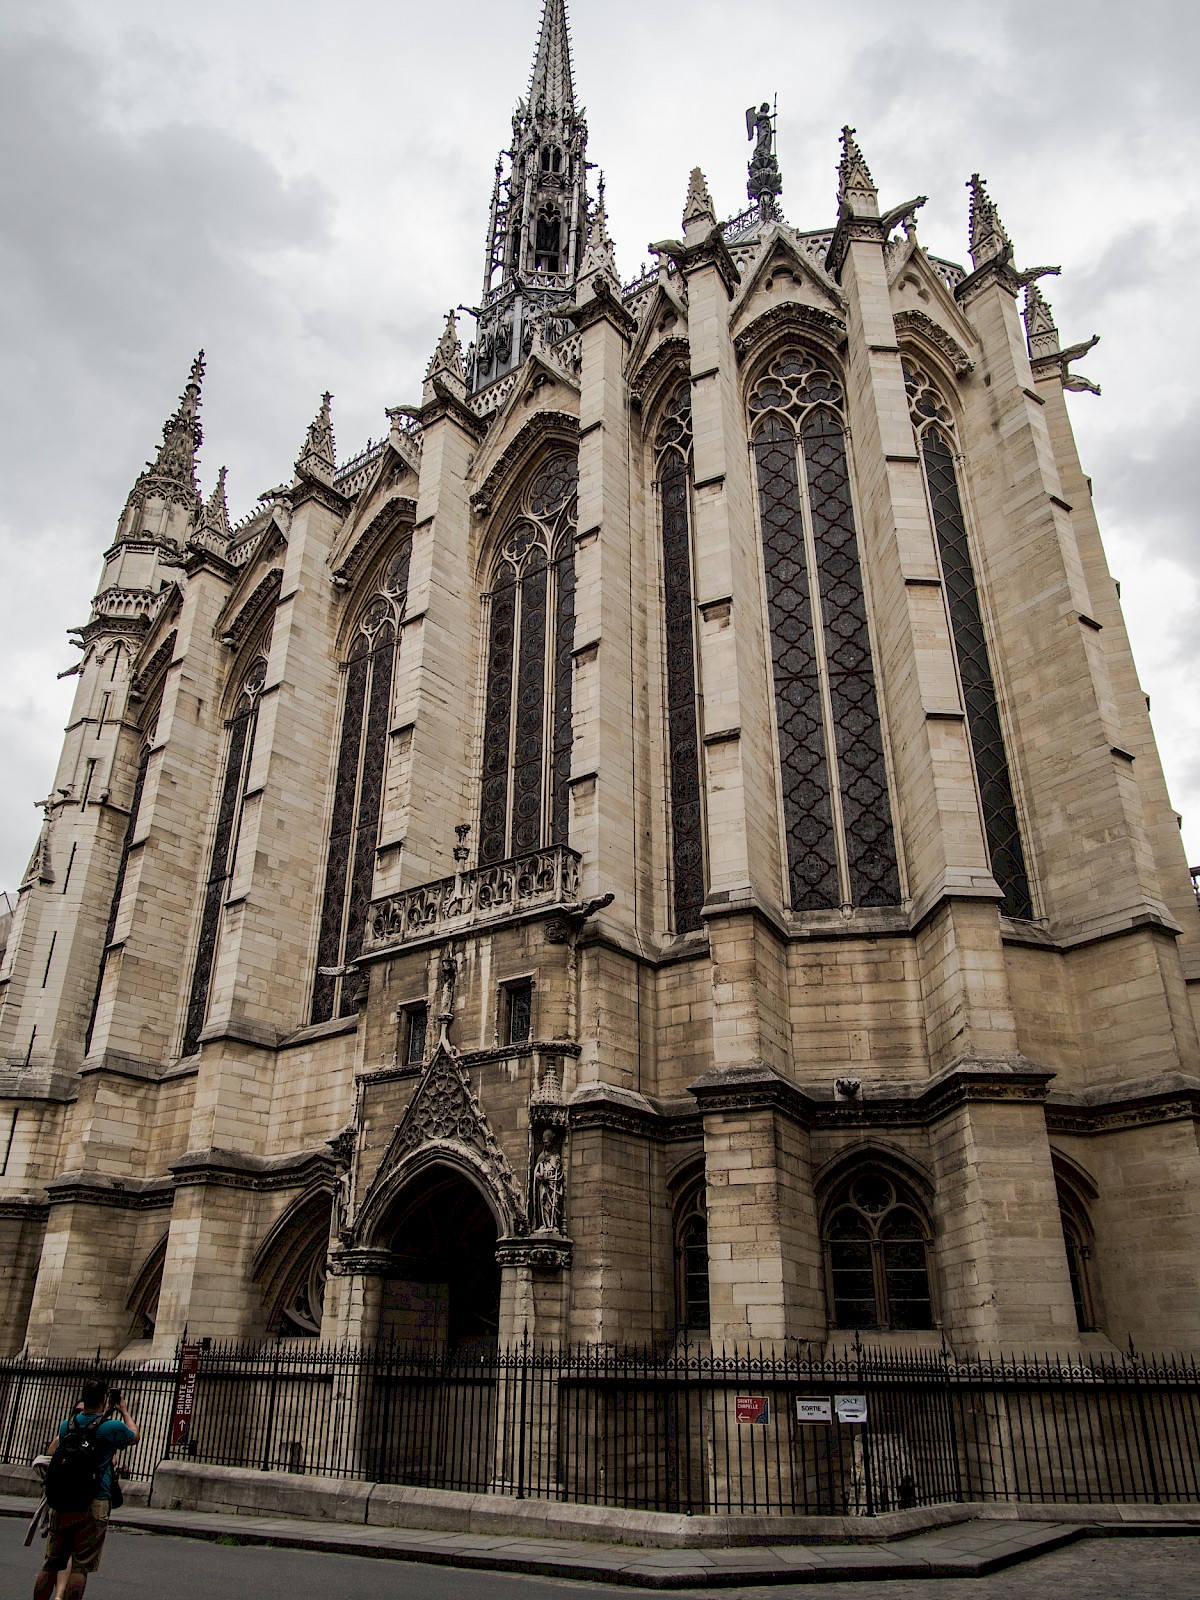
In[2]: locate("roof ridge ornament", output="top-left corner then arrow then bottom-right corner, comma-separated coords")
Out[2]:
967,173 -> 1011,271
295,392 -> 337,485
746,99 -> 783,220
837,125 -> 878,218
682,166 -> 717,236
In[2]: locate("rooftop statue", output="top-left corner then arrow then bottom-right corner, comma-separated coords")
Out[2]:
746,99 -> 783,218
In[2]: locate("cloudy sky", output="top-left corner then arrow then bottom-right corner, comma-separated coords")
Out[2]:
1,0 -> 1197,893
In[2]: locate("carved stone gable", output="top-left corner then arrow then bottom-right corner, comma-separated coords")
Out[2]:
361,1045 -> 527,1236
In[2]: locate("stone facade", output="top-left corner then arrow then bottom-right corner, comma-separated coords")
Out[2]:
2,1 -> 1199,1365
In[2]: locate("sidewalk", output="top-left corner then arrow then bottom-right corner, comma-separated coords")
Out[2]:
3,1492 -> 1199,1587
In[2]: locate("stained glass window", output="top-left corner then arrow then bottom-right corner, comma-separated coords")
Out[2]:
83,737 -> 152,1056
823,1171 -> 934,1331
656,384 -> 705,934
904,360 -> 1033,920
311,542 -> 411,1023
183,654 -> 268,1055
749,350 -> 900,911
478,454 -> 578,866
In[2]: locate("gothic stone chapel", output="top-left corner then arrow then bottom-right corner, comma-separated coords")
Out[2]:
2,0 -> 1199,1366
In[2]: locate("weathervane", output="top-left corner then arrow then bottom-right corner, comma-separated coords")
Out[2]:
746,96 -> 782,219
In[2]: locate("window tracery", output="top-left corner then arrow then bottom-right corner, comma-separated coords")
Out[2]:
904,359 -> 1032,920
822,1170 -> 934,1331
674,1176 -> 710,1334
311,542 -> 411,1023
83,725 -> 154,1056
656,383 -> 705,934
479,454 -> 577,866
183,651 -> 269,1055
749,350 -> 900,911
1056,1180 -> 1099,1333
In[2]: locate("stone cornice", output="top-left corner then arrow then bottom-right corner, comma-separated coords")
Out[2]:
1045,1075 -> 1200,1136
566,275 -> 638,341
893,309 -> 975,376
495,1233 -> 573,1271
169,1144 -> 335,1193
687,1058 -> 1053,1130
825,212 -> 887,280
470,410 -> 579,517
290,472 -> 351,517
0,1194 -> 50,1223
418,377 -> 490,441
664,227 -> 742,300
0,1068 -> 78,1105
954,256 -> 1022,304
44,1172 -> 175,1211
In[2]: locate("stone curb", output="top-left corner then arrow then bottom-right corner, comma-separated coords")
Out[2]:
4,1492 -> 1199,1587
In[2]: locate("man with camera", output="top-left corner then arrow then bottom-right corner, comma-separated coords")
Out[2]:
33,1379 -> 138,1600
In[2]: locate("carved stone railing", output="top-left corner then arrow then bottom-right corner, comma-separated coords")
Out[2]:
364,845 -> 582,952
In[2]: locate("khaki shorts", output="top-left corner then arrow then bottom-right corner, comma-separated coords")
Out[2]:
43,1499 -> 110,1575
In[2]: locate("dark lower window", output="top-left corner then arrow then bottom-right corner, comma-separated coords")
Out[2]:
404,1004 -> 428,1066
505,981 -> 533,1045
824,1172 -> 934,1331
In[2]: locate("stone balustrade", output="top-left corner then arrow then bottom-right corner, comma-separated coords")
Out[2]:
364,844 -> 582,952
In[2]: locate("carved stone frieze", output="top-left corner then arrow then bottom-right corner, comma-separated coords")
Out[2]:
733,302 -> 848,369
628,336 -> 690,409
495,1233 -> 572,1271
470,409 -> 579,517
893,309 -> 975,377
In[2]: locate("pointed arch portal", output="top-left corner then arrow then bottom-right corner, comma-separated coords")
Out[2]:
378,1164 -> 501,1347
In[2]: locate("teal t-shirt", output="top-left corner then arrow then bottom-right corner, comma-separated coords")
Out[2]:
57,1413 -> 136,1503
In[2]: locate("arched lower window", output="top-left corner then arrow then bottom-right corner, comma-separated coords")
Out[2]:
823,1171 -> 934,1331
183,652 -> 269,1055
657,383 -> 705,933
84,725 -> 154,1056
478,455 -> 577,866
1056,1181 -> 1099,1332
535,205 -> 561,272
674,1177 -> 710,1334
904,359 -> 1032,920
750,350 -> 901,912
311,542 -> 411,1024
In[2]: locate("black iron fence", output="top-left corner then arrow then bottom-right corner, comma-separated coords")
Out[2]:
0,1353 -> 179,1482
3,1340 -> 1199,1514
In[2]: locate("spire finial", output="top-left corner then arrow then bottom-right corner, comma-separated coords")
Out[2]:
967,173 -> 1011,270
190,465 -> 232,555
527,0 -> 575,114
578,177 -> 620,288
295,392 -> 336,485
148,349 -> 205,496
426,310 -> 466,382
1022,282 -> 1059,360
838,126 -> 878,218
682,166 -> 717,236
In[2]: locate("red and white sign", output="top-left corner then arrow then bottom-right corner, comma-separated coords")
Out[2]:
169,1342 -> 203,1452
735,1395 -> 770,1425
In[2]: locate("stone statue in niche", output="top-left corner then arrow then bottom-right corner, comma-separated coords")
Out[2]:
496,321 -> 514,363
531,1128 -> 564,1233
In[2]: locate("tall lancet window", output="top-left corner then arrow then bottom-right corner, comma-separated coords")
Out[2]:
656,383 -> 705,934
311,541 -> 411,1024
183,651 -> 269,1056
750,349 -> 901,911
904,359 -> 1032,920
479,454 -> 577,866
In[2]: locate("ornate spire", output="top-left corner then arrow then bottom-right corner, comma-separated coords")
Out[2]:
426,310 -> 466,387
527,0 -> 575,114
126,352 -> 205,511
190,465 -> 232,555
295,393 -> 336,485
838,126 -> 878,218
967,173 -> 1010,270
578,176 -> 619,287
682,166 -> 716,235
1023,282 -> 1059,360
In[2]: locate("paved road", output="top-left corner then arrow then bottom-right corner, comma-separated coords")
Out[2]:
2,1520 -> 1198,1599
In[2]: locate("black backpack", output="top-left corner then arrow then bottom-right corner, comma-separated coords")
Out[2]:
44,1416 -> 106,1512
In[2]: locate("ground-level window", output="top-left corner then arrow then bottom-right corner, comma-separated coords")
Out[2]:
823,1171 -> 934,1331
